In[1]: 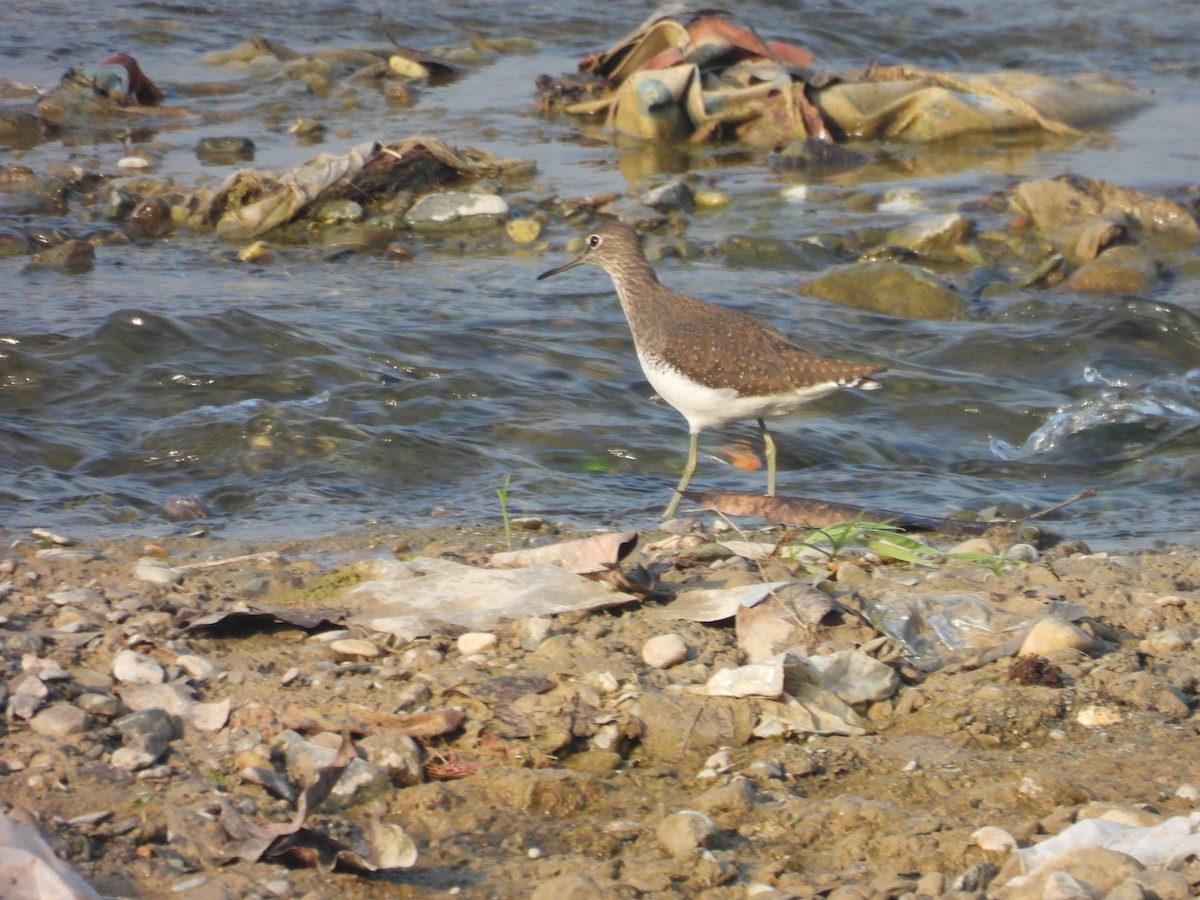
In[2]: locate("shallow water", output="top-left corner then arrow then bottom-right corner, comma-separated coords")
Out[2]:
2,1 -> 1199,547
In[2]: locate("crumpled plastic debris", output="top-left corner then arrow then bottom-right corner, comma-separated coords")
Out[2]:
0,804 -> 102,900
538,12 -> 1144,146
342,556 -> 635,641
1007,811 -> 1200,880
189,135 -> 512,239
859,591 -> 1090,671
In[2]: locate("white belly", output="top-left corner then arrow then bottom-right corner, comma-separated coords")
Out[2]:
638,350 -> 839,432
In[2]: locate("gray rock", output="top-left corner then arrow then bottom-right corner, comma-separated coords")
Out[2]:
520,616 -> 553,651
76,693 -> 121,718
275,730 -> 390,808
805,650 -> 900,704
117,683 -> 197,716
641,179 -> 693,211
358,733 -> 424,785
8,674 -> 48,719
115,707 -> 177,759
240,765 -> 296,803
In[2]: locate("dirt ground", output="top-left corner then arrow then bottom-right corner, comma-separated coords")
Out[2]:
3,518 -> 1200,899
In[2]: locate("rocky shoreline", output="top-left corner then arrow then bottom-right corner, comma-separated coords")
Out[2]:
3,518 -> 1200,899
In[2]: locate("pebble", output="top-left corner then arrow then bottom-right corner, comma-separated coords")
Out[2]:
642,633 -> 688,669
457,632 -> 498,655
706,660 -> 784,698
505,219 -> 541,244
1019,617 -> 1094,657
276,730 -> 390,807
111,747 -> 158,771
530,873 -> 604,900
359,733 -> 424,785
9,675 -> 49,719
403,191 -> 509,231
656,810 -> 717,859
115,708 -> 176,758
1140,630 -> 1191,654
948,537 -> 998,556
372,821 -> 419,869
29,702 -> 90,738
692,778 -> 756,816
176,654 -> 221,681
240,766 -> 296,802
112,649 -> 166,685
520,617 -> 553,651
76,693 -> 120,717
190,698 -> 231,733
329,638 -> 382,658
1176,783 -> 1200,801
1076,705 -> 1122,727
118,683 -> 197,716
971,825 -> 1016,852
133,558 -> 182,585
32,527 -> 74,545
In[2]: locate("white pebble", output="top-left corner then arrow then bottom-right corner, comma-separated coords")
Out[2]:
971,825 -> 1016,852
643,633 -> 688,669
457,632 -> 498,655
112,649 -> 165,686
1176,783 -> 1200,800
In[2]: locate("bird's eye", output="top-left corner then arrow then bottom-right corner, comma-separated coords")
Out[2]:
588,235 -> 601,248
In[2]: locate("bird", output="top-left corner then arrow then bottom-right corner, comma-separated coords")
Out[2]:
537,220 -> 884,519
100,53 -> 164,106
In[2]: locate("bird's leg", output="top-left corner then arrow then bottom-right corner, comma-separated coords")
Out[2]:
663,430 -> 699,519
758,418 -> 777,496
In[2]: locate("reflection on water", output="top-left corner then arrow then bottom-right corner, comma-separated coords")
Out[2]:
1,0 -> 1199,547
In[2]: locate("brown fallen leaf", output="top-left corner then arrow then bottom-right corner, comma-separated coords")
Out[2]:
215,730 -> 381,874
183,604 -> 346,633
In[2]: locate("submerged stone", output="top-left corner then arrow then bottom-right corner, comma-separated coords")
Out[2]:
403,191 -> 508,231
1064,245 -> 1157,294
798,260 -> 966,320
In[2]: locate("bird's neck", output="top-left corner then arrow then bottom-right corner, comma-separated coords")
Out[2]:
606,257 -> 661,324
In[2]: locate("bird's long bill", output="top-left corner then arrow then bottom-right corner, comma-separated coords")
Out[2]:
536,253 -> 586,281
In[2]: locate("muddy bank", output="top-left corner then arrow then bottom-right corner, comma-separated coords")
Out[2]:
3,518 -> 1200,898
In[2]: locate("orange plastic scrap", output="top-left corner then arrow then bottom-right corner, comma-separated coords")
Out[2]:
683,13 -> 812,70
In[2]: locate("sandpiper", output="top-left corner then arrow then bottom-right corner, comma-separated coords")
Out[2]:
538,220 -> 884,519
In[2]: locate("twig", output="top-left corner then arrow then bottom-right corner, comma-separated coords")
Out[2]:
172,550 -> 280,572
1017,489 -> 1098,522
